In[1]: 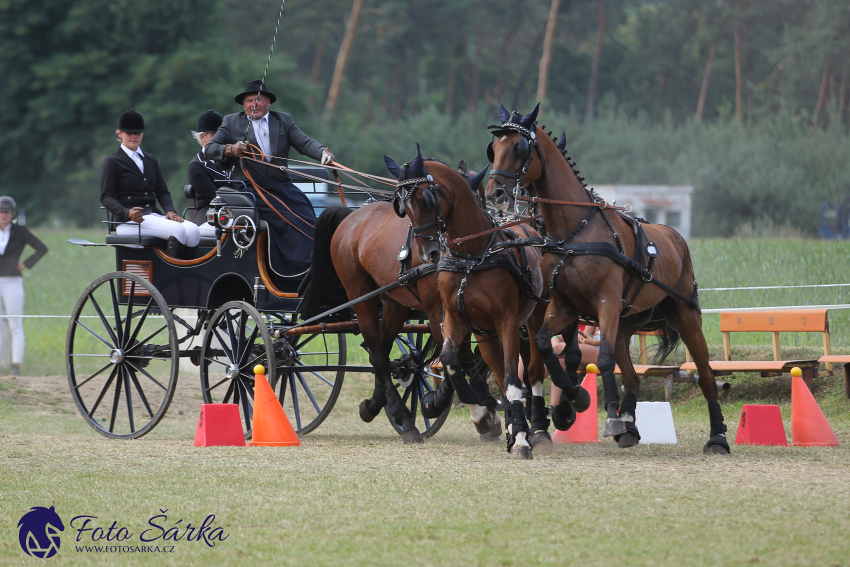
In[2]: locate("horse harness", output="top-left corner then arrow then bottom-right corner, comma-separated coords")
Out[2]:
487,119 -> 700,316
394,164 -> 548,337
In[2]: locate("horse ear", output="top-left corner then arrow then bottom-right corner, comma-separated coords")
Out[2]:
520,103 -> 540,129
384,155 -> 402,179
499,104 -> 510,123
467,165 -> 489,192
410,143 -> 425,177
558,131 -> 567,152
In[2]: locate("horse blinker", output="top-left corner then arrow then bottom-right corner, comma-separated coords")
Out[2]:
422,188 -> 437,210
517,136 -> 529,160
486,142 -> 495,163
393,197 -> 405,218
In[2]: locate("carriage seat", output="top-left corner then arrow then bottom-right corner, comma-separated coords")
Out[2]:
104,234 -> 169,247
215,187 -> 267,231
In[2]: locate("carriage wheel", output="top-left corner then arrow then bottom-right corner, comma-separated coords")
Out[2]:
200,301 -> 275,439
66,272 -> 179,439
273,330 -> 346,435
385,328 -> 451,438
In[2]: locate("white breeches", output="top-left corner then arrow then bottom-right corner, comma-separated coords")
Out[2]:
117,213 -> 200,247
198,222 -> 217,238
0,277 -> 24,365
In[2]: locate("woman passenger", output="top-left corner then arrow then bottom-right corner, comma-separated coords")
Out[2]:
188,110 -> 230,238
100,110 -> 200,258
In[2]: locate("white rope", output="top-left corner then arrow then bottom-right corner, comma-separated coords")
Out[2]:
702,283 -> 850,291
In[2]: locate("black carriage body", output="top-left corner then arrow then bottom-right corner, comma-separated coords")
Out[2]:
114,235 -> 301,312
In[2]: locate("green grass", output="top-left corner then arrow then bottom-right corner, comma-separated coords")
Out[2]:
1,370 -> 849,566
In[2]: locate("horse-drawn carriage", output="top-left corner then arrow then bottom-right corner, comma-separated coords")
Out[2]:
65,167 -> 449,440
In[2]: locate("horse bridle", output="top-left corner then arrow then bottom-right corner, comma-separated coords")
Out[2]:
393,165 -> 452,251
486,121 -> 542,215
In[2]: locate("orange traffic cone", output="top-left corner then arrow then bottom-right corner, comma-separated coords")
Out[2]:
552,365 -> 600,444
790,367 -> 840,447
248,365 -> 301,447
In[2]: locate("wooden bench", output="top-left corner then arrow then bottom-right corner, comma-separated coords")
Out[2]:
614,330 -> 684,400
680,309 -> 829,391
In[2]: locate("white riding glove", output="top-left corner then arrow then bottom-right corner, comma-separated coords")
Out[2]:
321,148 -> 334,165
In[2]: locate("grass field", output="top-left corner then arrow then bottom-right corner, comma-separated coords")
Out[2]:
2,230 -> 850,565
1,368 -> 849,566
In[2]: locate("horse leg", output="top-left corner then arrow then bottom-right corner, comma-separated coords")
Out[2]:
613,334 -> 641,448
354,296 -> 389,422
672,302 -> 730,454
598,302 -> 627,438
380,299 -> 423,444
495,312 -> 534,460
460,340 -> 503,441
535,301 -> 591,417
525,309 -> 553,451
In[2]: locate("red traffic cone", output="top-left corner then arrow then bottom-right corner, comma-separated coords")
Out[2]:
248,365 -> 301,447
553,365 -> 600,444
790,367 -> 840,447
734,404 -> 787,446
193,404 -> 246,447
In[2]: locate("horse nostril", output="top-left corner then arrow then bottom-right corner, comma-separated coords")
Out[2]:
427,250 -> 441,264
492,188 -> 506,204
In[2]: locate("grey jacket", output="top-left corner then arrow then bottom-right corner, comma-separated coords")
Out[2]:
205,110 -> 326,182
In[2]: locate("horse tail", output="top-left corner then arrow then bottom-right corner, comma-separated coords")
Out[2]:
298,206 -> 354,318
640,300 -> 682,365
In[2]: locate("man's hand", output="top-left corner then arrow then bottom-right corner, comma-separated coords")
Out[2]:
166,210 -> 183,223
224,142 -> 247,158
128,207 -> 144,223
321,148 -> 334,165
17,263 -> 26,272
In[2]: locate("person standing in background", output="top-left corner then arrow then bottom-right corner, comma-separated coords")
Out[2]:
0,196 -> 48,376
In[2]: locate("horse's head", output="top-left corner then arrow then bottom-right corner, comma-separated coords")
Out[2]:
485,103 -> 543,211
384,145 -> 489,264
17,506 -> 64,559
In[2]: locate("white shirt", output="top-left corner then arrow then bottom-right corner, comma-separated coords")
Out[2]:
0,224 -> 10,255
249,114 -> 271,161
121,144 -> 145,173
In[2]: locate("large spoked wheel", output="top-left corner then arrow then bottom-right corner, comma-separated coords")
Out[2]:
200,301 -> 275,439
66,272 -> 179,439
385,328 -> 451,438
274,329 -> 346,435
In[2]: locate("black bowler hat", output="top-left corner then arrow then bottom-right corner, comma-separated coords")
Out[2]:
118,110 -> 145,132
234,80 -> 277,104
196,110 -> 223,133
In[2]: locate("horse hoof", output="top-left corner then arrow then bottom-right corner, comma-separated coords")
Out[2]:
477,414 -> 503,442
567,386 -> 591,413
615,431 -> 640,448
703,435 -> 731,455
402,429 -> 424,445
529,430 -> 553,452
510,445 -> 533,460
603,418 -> 627,437
359,399 -> 378,423
551,403 -> 576,431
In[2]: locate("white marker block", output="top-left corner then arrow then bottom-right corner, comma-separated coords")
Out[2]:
635,402 -> 677,444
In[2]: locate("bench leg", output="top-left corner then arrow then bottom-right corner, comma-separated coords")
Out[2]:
802,366 -> 815,393
664,373 -> 674,401
844,363 -> 850,399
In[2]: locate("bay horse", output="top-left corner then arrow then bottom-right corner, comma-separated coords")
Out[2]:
300,166 -> 503,444
484,104 -> 730,454
384,145 -> 591,459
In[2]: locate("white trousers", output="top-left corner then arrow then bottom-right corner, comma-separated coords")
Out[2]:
198,222 -> 217,238
0,277 -> 24,365
117,213 -> 201,247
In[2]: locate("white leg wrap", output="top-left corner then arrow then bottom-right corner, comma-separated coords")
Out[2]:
531,382 -> 543,396
620,412 -> 635,423
506,384 -> 524,402
468,404 -> 489,422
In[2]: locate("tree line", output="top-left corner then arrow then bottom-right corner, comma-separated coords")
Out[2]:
1,0 -> 849,234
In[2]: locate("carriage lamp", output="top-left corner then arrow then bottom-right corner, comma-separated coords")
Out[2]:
207,196 -> 226,226
217,206 -> 235,229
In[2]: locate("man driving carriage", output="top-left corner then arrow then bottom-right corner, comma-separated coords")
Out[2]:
205,79 -> 335,181
205,80 -> 335,278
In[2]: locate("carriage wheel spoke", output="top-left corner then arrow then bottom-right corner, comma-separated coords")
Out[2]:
88,295 -> 119,346
76,320 -> 115,350
125,360 -> 167,391
224,311 -> 240,361
122,366 -> 135,433
212,327 -> 235,364
125,297 -> 153,350
124,325 -> 168,356
222,378 -> 236,404
289,372 -> 301,430
293,360 -> 334,387
238,325 -> 260,368
89,366 -> 119,417
293,333 -> 319,351
277,373 -> 289,405
109,279 -> 124,346
109,367 -> 123,433
128,367 -> 154,418
295,372 -> 321,413
75,361 -> 114,390
205,376 -> 230,394
235,378 -> 253,427
123,281 -> 136,348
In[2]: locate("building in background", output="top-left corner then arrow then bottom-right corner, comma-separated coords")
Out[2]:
592,185 -> 693,238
